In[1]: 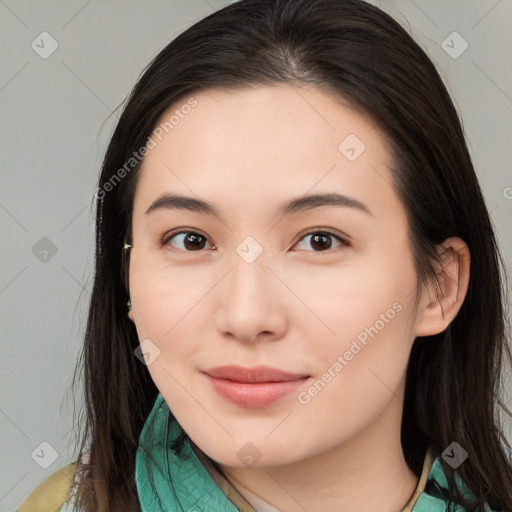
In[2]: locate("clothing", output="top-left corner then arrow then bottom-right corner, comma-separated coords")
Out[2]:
134,393 -> 497,512
16,392 -> 500,512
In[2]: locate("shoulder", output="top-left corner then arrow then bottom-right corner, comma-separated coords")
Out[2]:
413,452 -> 502,512
16,461 -> 79,512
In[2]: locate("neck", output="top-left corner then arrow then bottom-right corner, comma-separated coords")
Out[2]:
218,391 -> 420,512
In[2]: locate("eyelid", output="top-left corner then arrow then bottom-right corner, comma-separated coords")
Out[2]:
161,228 -> 215,250
294,227 -> 351,245
291,230 -> 350,253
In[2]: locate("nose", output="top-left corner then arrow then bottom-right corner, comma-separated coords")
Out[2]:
214,252 -> 288,344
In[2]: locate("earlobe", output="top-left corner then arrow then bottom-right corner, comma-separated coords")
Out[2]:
415,237 -> 470,337
127,300 -> 135,322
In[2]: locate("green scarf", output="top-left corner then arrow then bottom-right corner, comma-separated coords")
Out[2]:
135,393 -> 495,512
135,392 -> 239,511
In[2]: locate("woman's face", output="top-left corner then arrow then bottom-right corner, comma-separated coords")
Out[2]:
128,84 -> 428,468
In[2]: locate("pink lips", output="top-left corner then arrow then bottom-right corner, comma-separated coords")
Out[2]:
201,365 -> 310,409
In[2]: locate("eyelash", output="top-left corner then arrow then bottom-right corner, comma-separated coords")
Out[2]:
161,229 -> 350,253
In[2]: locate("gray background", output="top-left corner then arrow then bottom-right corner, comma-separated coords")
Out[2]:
1,1 -> 511,510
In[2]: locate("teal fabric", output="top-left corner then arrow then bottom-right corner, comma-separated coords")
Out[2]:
135,393 -> 239,511
135,393 -> 499,512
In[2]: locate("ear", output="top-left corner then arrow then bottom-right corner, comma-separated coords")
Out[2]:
415,237 -> 470,337
127,299 -> 135,322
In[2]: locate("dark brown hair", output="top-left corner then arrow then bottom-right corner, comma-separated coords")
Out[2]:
68,0 -> 512,510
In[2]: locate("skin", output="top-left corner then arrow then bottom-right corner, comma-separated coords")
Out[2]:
127,83 -> 470,512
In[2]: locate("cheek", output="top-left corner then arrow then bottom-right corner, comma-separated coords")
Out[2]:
127,262 -> 208,399
294,291 -> 417,449
130,283 -> 204,358
309,291 -> 415,396
298,246 -> 418,393
128,274 -> 205,415
293,254 -> 415,347
128,247 -> 213,335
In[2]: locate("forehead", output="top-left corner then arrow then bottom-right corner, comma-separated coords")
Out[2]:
132,84 -> 400,224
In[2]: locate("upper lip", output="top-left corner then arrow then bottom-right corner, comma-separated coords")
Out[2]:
202,365 -> 310,383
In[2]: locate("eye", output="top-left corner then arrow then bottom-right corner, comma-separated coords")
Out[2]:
162,229 -> 350,253
292,230 -> 350,252
162,231 -> 216,252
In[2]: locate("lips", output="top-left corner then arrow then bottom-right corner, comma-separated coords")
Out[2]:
201,365 -> 311,408
202,365 -> 309,383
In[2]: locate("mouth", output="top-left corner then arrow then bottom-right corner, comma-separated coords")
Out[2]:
201,365 -> 311,408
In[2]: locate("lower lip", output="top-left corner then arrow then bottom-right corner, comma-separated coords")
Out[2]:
203,374 -> 310,409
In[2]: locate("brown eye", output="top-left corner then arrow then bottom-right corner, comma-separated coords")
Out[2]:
293,231 -> 349,252
163,231 -> 214,251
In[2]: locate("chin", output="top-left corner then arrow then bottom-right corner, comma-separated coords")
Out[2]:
193,432 -> 316,470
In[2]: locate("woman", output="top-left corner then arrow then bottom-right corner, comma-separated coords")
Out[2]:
17,0 -> 512,511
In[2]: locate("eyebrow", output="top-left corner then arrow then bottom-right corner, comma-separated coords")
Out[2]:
145,192 -> 373,219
